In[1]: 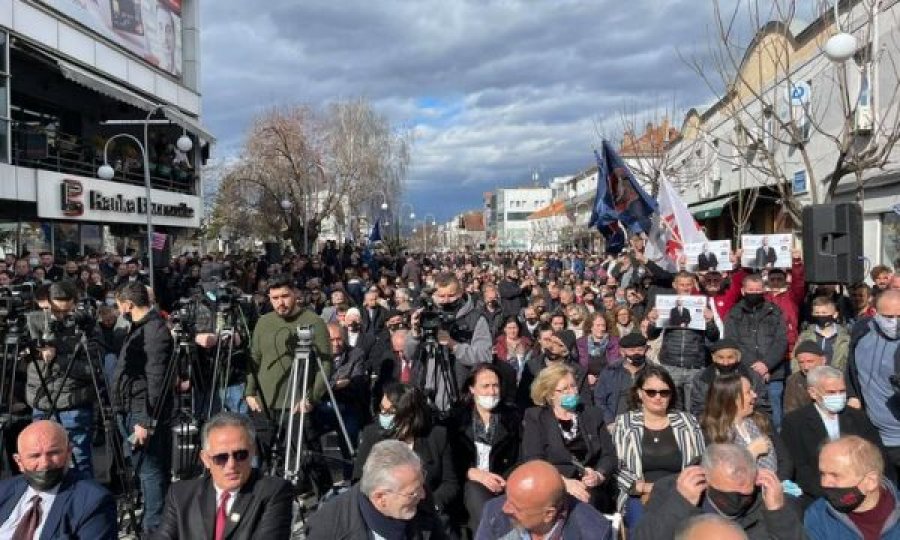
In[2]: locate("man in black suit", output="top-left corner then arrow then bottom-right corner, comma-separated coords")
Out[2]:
306,439 -> 446,539
754,237 -> 778,269
697,243 -> 719,272
669,298 -> 692,328
360,290 -> 388,336
781,365 -> 891,508
155,412 -> 294,540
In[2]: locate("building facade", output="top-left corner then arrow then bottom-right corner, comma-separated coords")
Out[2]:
491,187 -> 552,251
0,0 -> 212,261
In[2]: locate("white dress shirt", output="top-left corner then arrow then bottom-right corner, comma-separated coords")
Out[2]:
0,484 -> 60,539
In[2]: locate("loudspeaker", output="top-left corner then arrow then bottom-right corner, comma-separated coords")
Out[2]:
801,203 -> 864,284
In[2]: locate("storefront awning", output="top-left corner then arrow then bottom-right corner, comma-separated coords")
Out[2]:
56,59 -> 216,144
690,196 -> 734,220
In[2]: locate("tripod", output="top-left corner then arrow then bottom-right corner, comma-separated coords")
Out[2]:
418,333 -> 460,414
0,321 -> 35,478
168,324 -> 201,482
270,326 -> 355,503
205,301 -> 252,419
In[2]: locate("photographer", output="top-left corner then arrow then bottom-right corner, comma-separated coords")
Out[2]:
409,272 -> 492,412
112,281 -> 174,534
25,281 -> 96,478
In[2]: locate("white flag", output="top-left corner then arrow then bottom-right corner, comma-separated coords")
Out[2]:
644,176 -> 707,271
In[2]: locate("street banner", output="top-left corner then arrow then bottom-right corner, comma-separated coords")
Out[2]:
644,176 -> 707,271
684,240 -> 732,272
741,234 -> 792,269
590,140 -> 658,254
655,294 -> 707,331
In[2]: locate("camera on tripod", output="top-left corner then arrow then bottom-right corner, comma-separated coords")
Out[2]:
0,284 -> 34,334
418,292 -> 456,342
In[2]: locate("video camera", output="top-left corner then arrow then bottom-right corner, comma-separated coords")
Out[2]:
418,289 -> 456,342
43,298 -> 97,345
0,283 -> 35,331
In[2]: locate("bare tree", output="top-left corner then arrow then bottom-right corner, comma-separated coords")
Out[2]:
686,0 -> 900,228
210,100 -> 411,253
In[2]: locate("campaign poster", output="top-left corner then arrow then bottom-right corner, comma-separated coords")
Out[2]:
655,295 -> 707,331
684,240 -> 732,272
741,234 -> 792,269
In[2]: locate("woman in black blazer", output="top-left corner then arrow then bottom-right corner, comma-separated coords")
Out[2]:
521,363 -> 618,513
446,363 -> 521,532
352,383 -> 459,519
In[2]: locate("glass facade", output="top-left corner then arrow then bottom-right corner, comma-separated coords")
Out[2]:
884,212 -> 900,270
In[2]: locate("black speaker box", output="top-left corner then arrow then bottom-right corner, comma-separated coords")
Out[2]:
801,203 -> 864,284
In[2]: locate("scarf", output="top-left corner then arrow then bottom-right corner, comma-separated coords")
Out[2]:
358,489 -> 410,539
473,411 -> 499,446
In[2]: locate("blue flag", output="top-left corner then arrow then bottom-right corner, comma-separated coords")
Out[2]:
368,218 -> 382,244
589,140 -> 658,253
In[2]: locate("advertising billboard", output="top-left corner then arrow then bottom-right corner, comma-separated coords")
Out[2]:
40,0 -> 183,78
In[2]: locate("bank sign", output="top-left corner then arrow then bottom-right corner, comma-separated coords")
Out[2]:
37,171 -> 201,228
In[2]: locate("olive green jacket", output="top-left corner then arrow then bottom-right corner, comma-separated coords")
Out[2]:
246,308 -> 332,411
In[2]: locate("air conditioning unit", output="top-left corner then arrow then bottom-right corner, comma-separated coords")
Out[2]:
854,104 -> 874,134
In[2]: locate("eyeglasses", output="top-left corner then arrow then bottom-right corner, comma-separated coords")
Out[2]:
209,449 -> 250,467
387,487 -> 425,500
641,388 -> 672,398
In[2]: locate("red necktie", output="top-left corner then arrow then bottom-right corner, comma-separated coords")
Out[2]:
214,491 -> 231,540
399,353 -> 410,383
12,495 -> 42,540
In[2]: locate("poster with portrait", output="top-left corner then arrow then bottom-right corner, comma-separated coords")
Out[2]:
654,295 -> 707,331
684,240 -> 732,272
740,234 -> 792,269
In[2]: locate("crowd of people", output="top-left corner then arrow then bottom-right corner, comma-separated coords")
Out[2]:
0,237 -> 899,539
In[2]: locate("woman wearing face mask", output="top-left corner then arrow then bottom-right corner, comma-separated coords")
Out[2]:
521,364 -> 617,513
446,364 -> 521,532
612,365 -> 705,529
576,313 -> 621,375
701,373 -> 793,480
352,383 -> 459,522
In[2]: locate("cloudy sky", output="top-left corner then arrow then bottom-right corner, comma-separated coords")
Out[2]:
198,0 -> 775,222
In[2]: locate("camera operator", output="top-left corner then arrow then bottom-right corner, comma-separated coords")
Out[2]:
112,281 -> 174,534
25,281 -> 96,478
409,272 -> 492,412
245,274 -> 334,495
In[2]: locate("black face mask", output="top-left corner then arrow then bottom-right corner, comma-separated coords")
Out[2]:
812,315 -> 835,328
348,322 -> 361,332
743,293 -> 765,308
823,485 -> 866,513
23,466 -> 66,491
525,318 -> 538,325
716,363 -> 740,375
627,354 -> 646,367
487,300 -> 499,309
438,297 -> 462,314
707,486 -> 757,517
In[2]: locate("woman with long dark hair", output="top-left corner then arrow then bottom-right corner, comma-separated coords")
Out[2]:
352,383 -> 459,518
446,363 -> 521,532
612,365 -> 704,529
700,372 -> 792,478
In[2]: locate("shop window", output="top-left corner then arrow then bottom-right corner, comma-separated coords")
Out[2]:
54,222 -> 80,261
81,224 -> 102,256
19,222 -> 51,256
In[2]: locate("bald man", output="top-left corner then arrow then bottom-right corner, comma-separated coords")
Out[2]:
676,514 -> 748,540
0,420 -> 116,539
804,436 -> 900,539
846,289 -> 900,479
475,460 -> 612,540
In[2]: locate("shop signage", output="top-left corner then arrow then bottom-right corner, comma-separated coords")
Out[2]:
38,171 -> 201,228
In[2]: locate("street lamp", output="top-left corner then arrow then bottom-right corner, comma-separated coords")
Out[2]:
823,2 -> 857,63
400,202 -> 415,239
423,214 -> 436,253
98,104 -> 194,293
378,191 -> 389,211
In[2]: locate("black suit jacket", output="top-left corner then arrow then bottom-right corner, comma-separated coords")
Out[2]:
306,485 -> 446,540
154,470 -> 294,540
697,252 -> 718,271
520,405 -> 617,479
781,403 -> 890,506
669,306 -> 692,327
352,423 -> 459,511
361,305 -> 388,336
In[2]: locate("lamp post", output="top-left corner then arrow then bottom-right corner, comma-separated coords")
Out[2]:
98,104 -> 193,293
423,213 -> 436,253
280,199 -> 294,252
572,201 -> 590,250
400,202 -> 415,240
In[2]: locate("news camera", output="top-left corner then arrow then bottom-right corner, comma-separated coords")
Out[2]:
0,284 -> 34,334
418,290 -> 456,343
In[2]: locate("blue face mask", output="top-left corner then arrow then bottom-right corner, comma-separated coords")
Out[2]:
821,393 -> 847,414
560,393 -> 580,411
378,413 -> 394,431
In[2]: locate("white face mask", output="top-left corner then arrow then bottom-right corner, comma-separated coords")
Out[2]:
475,395 -> 500,411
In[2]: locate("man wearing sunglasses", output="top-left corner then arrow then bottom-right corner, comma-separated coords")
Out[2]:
155,411 -> 293,540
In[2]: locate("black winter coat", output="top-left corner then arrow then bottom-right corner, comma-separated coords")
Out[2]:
112,309 -> 173,425
724,299 -> 789,380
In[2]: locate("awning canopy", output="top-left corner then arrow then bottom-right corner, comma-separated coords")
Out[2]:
56,59 -> 216,144
690,196 -> 734,220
